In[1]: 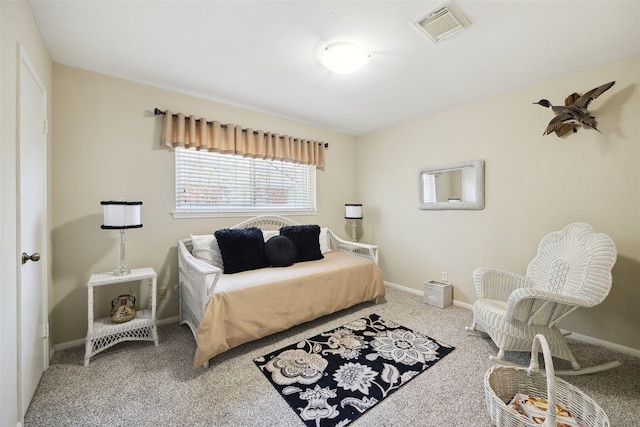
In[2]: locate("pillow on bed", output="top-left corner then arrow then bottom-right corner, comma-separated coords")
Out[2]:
268,227 -> 329,252
280,225 -> 324,263
319,227 -> 331,254
214,227 -> 269,274
190,234 -> 224,269
264,235 -> 297,267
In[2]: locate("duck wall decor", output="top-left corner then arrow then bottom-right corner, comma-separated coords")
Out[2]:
533,81 -> 615,137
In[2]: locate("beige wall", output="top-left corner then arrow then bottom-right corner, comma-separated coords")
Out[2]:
51,64 -> 358,345
1,0 -> 53,423
356,55 -> 640,350
52,57 -> 640,352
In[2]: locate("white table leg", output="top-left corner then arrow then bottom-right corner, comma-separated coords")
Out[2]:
84,286 -> 94,366
151,276 -> 158,345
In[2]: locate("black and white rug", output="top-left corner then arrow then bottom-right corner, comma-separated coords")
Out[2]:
253,313 -> 455,426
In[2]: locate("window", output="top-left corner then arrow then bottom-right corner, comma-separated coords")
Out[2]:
174,148 -> 315,216
421,173 -> 437,203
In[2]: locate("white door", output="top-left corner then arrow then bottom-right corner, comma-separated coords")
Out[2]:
19,48 -> 48,419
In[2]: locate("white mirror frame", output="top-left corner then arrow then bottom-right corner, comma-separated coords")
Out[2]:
417,159 -> 485,210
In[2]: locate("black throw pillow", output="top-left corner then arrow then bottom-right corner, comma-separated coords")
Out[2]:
264,235 -> 297,267
279,224 -> 324,263
214,227 -> 269,274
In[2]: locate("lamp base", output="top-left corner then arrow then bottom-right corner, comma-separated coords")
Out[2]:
351,219 -> 358,242
113,229 -> 131,276
113,266 -> 131,276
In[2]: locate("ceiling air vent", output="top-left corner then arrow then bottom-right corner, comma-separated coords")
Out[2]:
413,3 -> 471,43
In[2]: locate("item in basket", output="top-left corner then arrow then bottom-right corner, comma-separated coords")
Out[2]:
507,393 -> 528,416
508,393 -> 581,427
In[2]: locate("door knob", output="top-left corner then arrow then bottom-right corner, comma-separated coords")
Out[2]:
22,252 -> 41,265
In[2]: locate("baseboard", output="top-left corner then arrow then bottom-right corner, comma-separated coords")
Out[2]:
384,281 -> 472,309
54,337 -> 85,352
52,315 -> 180,353
384,281 -> 640,358
385,281 -> 422,296
560,329 -> 640,358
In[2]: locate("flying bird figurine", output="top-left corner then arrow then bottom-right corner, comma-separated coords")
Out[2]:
533,81 -> 615,136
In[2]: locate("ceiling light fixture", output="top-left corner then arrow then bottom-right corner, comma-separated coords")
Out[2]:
320,42 -> 370,75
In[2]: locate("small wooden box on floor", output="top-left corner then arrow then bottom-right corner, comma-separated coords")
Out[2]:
423,280 -> 452,308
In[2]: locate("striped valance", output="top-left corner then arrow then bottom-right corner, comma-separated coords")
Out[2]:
158,109 -> 326,168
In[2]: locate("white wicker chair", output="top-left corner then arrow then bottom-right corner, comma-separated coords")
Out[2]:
466,223 -> 618,375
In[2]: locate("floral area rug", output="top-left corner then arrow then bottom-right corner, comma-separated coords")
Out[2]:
253,313 -> 455,426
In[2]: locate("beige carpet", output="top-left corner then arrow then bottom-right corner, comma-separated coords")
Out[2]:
25,286 -> 640,426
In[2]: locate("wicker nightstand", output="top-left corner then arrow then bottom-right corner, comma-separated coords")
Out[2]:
84,267 -> 159,366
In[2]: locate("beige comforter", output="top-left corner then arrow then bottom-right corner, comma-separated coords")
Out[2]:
193,250 -> 385,367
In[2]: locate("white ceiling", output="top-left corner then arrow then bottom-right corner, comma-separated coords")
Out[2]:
28,1 -> 640,136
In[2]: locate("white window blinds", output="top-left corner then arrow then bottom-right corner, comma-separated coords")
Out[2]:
175,147 -> 315,214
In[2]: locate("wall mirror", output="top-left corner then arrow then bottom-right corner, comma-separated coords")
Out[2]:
418,159 -> 485,210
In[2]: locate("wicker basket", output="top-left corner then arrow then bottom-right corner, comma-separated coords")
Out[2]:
423,280 -> 452,308
484,334 -> 609,427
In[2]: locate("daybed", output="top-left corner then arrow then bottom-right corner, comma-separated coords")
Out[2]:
178,215 -> 385,368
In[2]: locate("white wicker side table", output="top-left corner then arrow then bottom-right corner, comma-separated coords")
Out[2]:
84,267 -> 159,366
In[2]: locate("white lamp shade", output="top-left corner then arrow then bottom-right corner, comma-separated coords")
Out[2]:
345,204 -> 363,219
320,42 -> 369,75
101,201 -> 142,229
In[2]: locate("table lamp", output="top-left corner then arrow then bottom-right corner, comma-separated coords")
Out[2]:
345,203 -> 363,242
101,199 -> 142,275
